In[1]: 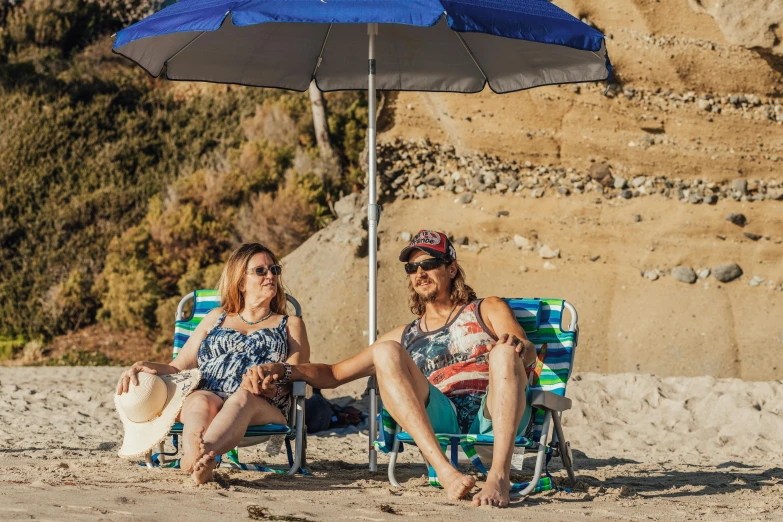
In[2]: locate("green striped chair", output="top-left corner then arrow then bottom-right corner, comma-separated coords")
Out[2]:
375,298 -> 578,496
145,289 -> 310,475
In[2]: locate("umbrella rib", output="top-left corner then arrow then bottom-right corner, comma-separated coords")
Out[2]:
310,24 -> 333,81
452,31 -> 489,84
166,31 -> 208,68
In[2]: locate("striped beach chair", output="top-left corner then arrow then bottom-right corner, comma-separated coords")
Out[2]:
144,289 -> 310,475
375,298 -> 578,496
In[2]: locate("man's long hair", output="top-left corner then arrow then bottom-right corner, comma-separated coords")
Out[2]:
408,260 -> 477,316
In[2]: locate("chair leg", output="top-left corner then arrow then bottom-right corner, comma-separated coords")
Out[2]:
369,382 -> 378,472
288,396 -> 306,475
388,432 -> 402,488
158,442 -> 165,465
144,451 -> 154,469
551,411 -> 576,486
517,411 -> 552,497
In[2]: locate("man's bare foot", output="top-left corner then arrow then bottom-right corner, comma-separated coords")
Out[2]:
180,427 -> 204,473
190,431 -> 217,485
437,467 -> 476,501
471,474 -> 510,508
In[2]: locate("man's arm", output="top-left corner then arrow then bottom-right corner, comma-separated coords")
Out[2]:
243,324 -> 408,392
480,297 -> 537,368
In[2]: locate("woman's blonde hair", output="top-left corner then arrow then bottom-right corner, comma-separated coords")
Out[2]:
218,243 -> 287,315
408,260 -> 477,316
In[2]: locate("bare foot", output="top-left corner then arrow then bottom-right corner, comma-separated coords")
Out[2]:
190,431 -> 217,485
471,474 -> 510,508
180,427 -> 204,473
438,467 -> 476,501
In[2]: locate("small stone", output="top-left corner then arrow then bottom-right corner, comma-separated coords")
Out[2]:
705,194 -> 718,204
519,265 -> 529,273
672,266 -> 697,284
712,263 -> 743,283
698,268 -> 710,279
400,231 -> 412,242
697,99 -> 712,111
688,193 -> 703,204
571,85 -> 581,94
453,236 -> 468,246
513,235 -> 534,250
749,275 -> 765,287
744,232 -> 762,241
424,174 -> 444,187
495,183 -> 508,192
589,162 -> 611,179
496,210 -> 509,217
621,189 -> 634,199
633,214 -> 642,222
732,179 -> 748,193
631,176 -> 646,188
614,176 -> 628,189
716,234 -> 726,240
557,186 -> 570,195
725,213 -> 747,227
543,261 -> 557,270
538,245 -> 560,259
589,255 -> 600,262
643,270 -> 660,281
458,193 -> 473,204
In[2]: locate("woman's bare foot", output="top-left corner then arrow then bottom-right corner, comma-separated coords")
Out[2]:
191,431 -> 217,485
471,473 -> 510,508
437,466 -> 476,501
180,427 -> 204,473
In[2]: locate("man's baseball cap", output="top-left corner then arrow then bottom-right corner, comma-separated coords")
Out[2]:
398,230 -> 457,262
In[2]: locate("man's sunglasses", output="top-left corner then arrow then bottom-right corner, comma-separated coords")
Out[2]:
404,257 -> 451,275
247,265 -> 282,277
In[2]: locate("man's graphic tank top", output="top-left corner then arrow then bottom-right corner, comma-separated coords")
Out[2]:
401,299 -> 496,433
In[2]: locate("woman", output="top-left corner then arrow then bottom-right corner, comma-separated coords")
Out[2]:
116,243 -> 310,484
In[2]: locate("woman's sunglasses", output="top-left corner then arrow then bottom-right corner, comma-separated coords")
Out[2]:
404,257 -> 451,275
247,265 -> 282,277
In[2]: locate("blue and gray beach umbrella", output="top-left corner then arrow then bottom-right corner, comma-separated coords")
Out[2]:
113,0 -> 611,470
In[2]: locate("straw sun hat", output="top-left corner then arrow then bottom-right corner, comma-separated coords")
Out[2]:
114,369 -> 201,458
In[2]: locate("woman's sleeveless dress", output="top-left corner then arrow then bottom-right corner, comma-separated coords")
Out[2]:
197,311 -> 290,418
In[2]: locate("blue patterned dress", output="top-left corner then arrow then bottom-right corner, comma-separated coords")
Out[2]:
197,311 -> 290,417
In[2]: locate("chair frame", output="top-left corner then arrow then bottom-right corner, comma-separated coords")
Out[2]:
143,291 -> 310,475
380,299 -> 579,496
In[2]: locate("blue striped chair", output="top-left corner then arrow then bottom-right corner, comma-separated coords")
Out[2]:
376,298 -> 578,496
145,289 -> 310,475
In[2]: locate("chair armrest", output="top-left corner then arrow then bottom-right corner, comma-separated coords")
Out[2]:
291,380 -> 312,399
529,390 -> 572,411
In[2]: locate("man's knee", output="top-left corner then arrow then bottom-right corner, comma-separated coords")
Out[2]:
488,343 -> 524,371
372,340 -> 407,367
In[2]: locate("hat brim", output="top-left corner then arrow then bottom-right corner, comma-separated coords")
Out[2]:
115,369 -> 201,459
399,246 -> 451,262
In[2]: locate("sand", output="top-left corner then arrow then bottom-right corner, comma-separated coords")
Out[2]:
1,367 -> 781,521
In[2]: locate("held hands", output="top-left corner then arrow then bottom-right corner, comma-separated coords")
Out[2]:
116,361 -> 158,395
241,363 -> 285,398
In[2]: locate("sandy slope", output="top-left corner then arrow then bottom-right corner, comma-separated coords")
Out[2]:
282,191 -> 783,381
1,367 -> 782,521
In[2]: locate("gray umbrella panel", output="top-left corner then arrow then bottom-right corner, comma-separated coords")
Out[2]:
115,16 -> 608,93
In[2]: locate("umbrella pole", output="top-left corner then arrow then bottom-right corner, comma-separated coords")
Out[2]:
367,22 -> 379,472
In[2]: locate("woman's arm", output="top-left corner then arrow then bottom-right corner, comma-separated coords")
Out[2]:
115,308 -> 221,394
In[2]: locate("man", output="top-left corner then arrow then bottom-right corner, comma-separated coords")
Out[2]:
242,230 -> 537,507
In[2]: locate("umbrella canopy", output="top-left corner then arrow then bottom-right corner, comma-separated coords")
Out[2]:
112,0 -> 611,472
114,0 -> 611,93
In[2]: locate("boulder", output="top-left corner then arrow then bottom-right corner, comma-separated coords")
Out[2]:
712,263 -> 743,283
672,266 -> 697,284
